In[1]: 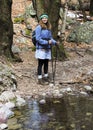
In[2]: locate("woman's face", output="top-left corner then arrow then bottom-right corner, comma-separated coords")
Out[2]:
41,17 -> 48,24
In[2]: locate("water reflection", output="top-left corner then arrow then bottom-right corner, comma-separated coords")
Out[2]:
8,95 -> 93,130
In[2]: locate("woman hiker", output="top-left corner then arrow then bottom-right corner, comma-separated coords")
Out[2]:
35,13 -> 58,85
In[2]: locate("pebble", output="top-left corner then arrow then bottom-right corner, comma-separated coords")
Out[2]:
39,99 -> 46,104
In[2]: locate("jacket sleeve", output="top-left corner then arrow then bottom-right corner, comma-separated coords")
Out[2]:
48,30 -> 57,45
35,26 -> 49,46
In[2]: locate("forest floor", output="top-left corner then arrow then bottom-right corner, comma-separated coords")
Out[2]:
11,0 -> 93,99
12,40 -> 93,98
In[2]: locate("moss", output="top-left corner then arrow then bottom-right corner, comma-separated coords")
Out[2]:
25,28 -> 31,36
31,46 -> 36,51
10,97 -> 17,104
14,16 -> 24,23
52,44 -> 67,61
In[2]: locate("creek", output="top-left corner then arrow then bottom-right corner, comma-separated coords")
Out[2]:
7,95 -> 93,130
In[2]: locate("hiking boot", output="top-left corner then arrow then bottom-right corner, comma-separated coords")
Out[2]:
38,79 -> 49,85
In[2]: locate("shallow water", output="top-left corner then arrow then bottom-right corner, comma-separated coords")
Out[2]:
7,95 -> 93,130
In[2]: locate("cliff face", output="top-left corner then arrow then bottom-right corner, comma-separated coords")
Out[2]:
12,0 -> 31,16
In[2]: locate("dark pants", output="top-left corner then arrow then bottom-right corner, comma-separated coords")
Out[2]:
38,59 -> 49,75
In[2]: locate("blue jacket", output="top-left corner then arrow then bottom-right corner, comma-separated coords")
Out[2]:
35,25 -> 56,49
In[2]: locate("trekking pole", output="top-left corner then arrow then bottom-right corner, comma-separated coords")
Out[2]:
51,45 -> 54,84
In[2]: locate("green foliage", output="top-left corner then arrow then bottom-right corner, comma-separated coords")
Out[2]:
31,46 -> 36,51
14,16 -> 24,23
25,28 -> 31,36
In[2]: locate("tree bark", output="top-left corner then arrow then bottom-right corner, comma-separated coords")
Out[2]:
0,0 -> 13,58
89,0 -> 93,16
61,1 -> 68,41
78,0 -> 87,22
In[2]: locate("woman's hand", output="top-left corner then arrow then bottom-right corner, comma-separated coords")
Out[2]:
48,40 -> 52,45
56,41 -> 60,45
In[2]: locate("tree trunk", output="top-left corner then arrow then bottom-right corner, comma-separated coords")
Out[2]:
0,0 -> 13,58
89,0 -> 93,16
78,0 -> 87,22
34,0 -> 61,39
61,1 -> 68,41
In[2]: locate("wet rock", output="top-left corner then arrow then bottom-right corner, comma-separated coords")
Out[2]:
39,99 -> 46,104
0,91 -> 16,102
86,112 -> 92,116
80,91 -> 88,96
0,123 -> 8,130
0,106 -> 14,122
16,95 -> 26,107
67,87 -> 72,92
8,118 -> 17,126
84,85 -> 92,91
5,102 -> 15,109
8,123 -> 22,130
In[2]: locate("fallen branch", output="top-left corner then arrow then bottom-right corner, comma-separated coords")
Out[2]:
59,80 -> 82,85
20,30 -> 31,39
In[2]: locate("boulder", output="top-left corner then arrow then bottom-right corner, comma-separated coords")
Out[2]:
67,21 -> 93,44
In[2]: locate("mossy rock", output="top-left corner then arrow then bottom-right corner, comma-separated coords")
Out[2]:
67,21 -> 93,44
